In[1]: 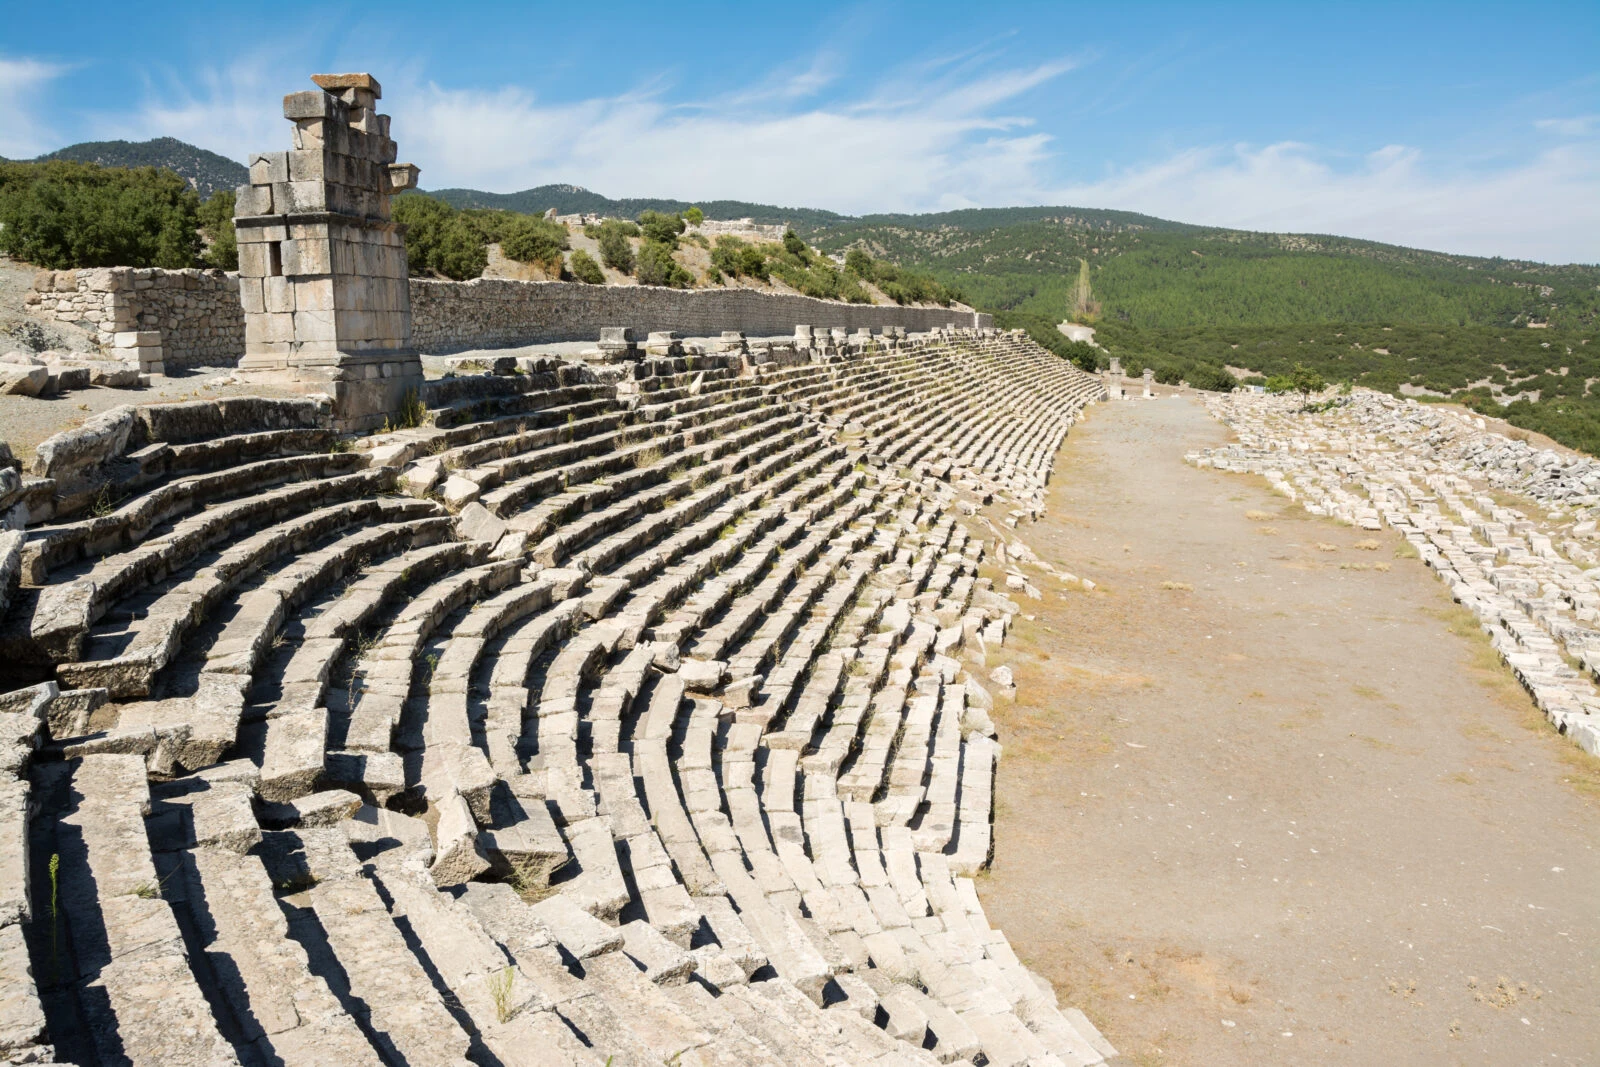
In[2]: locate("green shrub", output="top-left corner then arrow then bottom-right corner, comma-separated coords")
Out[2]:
710,237 -> 740,277
1184,363 -> 1239,392
684,206 -> 704,226
840,244 -> 958,306
766,240 -> 869,303
569,249 -> 604,284
393,194 -> 488,280
638,210 -> 686,248
499,214 -> 569,268
711,236 -> 769,282
592,221 -> 636,274
738,245 -> 769,281
0,160 -> 203,268
197,188 -> 237,270
636,240 -> 693,288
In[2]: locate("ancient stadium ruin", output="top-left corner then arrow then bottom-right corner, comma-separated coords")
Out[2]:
0,75 -> 1119,1065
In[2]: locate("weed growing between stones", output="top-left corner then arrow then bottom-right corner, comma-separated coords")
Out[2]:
384,389 -> 429,432
131,867 -> 174,899
486,966 -> 515,1022
48,853 -> 59,972
90,483 -> 118,518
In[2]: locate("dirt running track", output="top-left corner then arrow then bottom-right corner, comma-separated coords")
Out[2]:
977,396 -> 1600,1066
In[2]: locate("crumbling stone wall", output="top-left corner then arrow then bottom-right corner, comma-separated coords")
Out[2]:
24,268 -> 244,369
23,272 -> 988,368
409,278 -> 988,352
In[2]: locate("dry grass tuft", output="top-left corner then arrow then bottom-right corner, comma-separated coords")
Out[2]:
1256,526 -> 1278,536
1244,510 -> 1273,521
1158,581 -> 1193,591
1315,542 -> 1339,552
1354,539 -> 1381,550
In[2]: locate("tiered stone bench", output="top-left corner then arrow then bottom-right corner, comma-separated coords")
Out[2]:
0,328 -> 1119,1066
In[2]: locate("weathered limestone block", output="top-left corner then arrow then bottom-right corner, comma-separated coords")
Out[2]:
30,405 -> 135,480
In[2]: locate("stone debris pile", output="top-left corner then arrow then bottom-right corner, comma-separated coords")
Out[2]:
1192,389 -> 1600,757
0,329 -> 1116,1066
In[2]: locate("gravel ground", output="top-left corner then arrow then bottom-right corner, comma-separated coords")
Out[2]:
979,396 -> 1600,1066
0,365 -> 307,461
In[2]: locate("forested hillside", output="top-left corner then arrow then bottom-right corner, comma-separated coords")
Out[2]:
806,217 -> 1600,330
804,209 -> 1600,453
25,138 -> 247,198
11,139 -> 1600,451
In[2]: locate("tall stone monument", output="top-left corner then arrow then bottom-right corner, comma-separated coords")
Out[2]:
232,73 -> 422,429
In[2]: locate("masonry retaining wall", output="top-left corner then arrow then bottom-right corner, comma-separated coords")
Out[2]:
25,268 -> 245,369
409,278 -> 988,351
24,271 -> 988,366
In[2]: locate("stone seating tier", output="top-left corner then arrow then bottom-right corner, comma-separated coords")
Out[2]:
0,332 -> 1117,1067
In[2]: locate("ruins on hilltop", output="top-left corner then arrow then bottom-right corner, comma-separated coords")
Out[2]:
0,72 -> 1118,1067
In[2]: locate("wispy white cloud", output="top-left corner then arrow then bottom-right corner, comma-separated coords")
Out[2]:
1536,114 -> 1598,138
35,43 -> 1600,263
0,56 -> 68,158
1045,140 -> 1600,263
87,57 -> 290,165
396,55 -> 1071,214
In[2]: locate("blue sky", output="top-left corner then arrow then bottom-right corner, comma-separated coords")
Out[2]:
3,1 -> 1597,261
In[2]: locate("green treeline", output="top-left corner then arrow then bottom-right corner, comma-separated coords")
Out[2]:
0,160 -> 236,270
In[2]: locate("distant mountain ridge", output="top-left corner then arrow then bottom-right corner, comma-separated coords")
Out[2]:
23,137 -> 248,199
13,138 -> 1594,328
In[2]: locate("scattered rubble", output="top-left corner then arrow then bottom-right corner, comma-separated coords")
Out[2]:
1193,390 -> 1600,756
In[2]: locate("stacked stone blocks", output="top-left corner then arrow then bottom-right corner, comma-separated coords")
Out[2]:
233,73 -> 422,428
23,267 -> 246,371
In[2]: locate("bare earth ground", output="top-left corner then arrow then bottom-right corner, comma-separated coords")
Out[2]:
977,396 -> 1600,1066
0,367 -> 303,461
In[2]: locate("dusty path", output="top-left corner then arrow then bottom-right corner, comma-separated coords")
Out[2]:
977,396 -> 1600,1066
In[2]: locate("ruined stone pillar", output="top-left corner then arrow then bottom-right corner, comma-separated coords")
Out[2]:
1106,357 -> 1125,400
1143,367 -> 1154,398
232,73 -> 423,430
